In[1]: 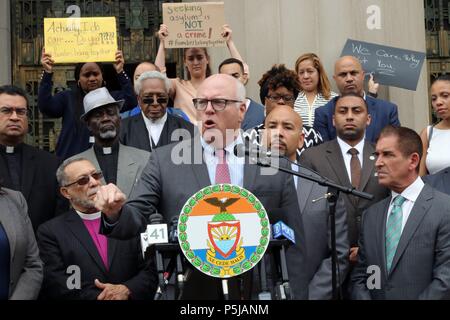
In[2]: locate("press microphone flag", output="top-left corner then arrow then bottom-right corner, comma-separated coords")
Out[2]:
272,221 -> 296,244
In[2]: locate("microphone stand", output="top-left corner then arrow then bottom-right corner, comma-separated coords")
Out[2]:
255,156 -> 373,300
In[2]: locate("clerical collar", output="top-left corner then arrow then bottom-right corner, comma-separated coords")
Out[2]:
0,143 -> 23,154
76,210 -> 101,220
93,141 -> 119,155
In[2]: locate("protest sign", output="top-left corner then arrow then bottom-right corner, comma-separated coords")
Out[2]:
341,39 -> 426,91
162,2 -> 226,48
44,17 -> 117,63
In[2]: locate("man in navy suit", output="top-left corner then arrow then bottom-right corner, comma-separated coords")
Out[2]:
314,56 -> 400,143
219,58 -> 265,131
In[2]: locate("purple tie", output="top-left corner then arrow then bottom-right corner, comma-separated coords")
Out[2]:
215,149 -> 231,184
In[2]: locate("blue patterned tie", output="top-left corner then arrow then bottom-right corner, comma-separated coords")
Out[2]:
385,195 -> 407,272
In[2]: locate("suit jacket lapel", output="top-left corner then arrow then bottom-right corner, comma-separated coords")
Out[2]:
189,138 -> 211,189
389,186 -> 433,275
377,197 -> 391,279
107,237 -> 117,270
21,145 -> 36,200
136,114 -> 152,151
297,168 -> 315,213
157,115 -> 172,148
0,199 -> 18,262
65,210 -> 107,273
326,140 -> 351,187
116,144 -> 138,197
243,159 -> 258,191
359,142 -> 376,191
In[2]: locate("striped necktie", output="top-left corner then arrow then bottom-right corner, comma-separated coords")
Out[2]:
385,195 -> 407,272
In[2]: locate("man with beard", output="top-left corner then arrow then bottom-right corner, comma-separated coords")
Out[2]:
68,87 -> 150,198
263,106 -> 350,299
300,93 -> 390,297
37,158 -> 157,299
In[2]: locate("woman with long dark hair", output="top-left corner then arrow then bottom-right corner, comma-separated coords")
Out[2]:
38,49 -> 137,159
0,182 -> 43,300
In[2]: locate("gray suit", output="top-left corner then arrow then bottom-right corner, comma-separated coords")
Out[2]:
102,137 -> 309,299
0,188 -> 43,299
296,167 -> 350,299
423,167 -> 450,196
300,140 -> 390,246
69,143 -> 150,198
351,184 -> 450,300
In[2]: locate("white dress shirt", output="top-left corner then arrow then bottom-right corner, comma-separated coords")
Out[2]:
337,137 -> 365,183
386,177 -> 425,234
200,135 -> 245,186
291,162 -> 299,189
142,112 -> 168,147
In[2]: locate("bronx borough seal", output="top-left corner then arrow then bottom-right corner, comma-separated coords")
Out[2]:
178,184 -> 271,278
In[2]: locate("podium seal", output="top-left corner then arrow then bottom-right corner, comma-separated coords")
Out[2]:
178,184 -> 271,278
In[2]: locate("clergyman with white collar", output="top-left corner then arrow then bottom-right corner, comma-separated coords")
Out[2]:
120,71 -> 195,152
67,87 -> 150,198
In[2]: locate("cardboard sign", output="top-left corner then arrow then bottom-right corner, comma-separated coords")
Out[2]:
162,2 -> 226,48
44,17 -> 117,63
341,39 -> 426,91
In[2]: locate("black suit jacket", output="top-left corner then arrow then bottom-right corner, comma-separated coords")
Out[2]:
101,137 -> 309,300
120,113 -> 195,152
0,144 -> 68,230
36,210 -> 157,300
423,167 -> 450,196
299,140 -> 390,246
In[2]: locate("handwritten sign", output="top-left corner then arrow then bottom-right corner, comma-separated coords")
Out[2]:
341,39 -> 426,91
162,2 -> 226,48
44,17 -> 117,63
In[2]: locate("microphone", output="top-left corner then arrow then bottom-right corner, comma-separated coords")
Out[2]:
168,215 -> 179,243
233,143 -> 272,159
141,213 -> 168,256
272,221 -> 296,244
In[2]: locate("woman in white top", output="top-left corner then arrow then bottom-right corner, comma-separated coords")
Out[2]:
293,53 -> 338,150
420,75 -> 450,175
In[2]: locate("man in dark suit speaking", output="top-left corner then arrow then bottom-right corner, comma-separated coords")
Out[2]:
94,74 -> 309,300
351,126 -> 450,300
314,56 -> 400,143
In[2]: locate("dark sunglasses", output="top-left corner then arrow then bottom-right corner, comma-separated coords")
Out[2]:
64,171 -> 103,187
142,97 -> 168,105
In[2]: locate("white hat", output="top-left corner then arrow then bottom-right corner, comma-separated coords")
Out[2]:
81,87 -> 125,120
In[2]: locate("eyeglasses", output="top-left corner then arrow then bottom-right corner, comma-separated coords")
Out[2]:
64,171 -> 103,187
0,106 -> 28,118
192,98 -> 242,111
266,95 -> 295,103
142,96 -> 169,105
